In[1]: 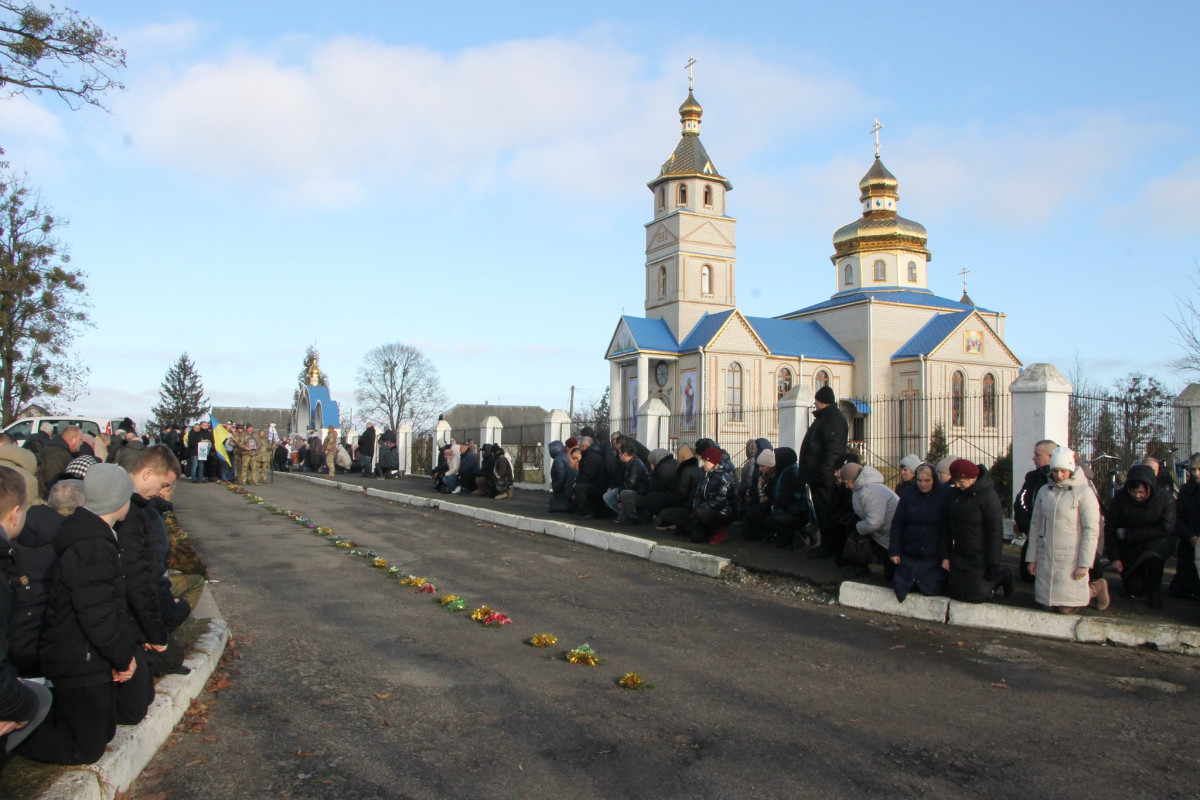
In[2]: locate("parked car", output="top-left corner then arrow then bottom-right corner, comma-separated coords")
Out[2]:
1,416 -> 107,443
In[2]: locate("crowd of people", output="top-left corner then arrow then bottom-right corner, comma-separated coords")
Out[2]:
1,419 -> 192,771
431,440 -> 515,499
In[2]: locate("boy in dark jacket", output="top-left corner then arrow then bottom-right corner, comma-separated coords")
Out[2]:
16,464 -> 153,766
612,443 -> 652,525
0,466 -> 52,769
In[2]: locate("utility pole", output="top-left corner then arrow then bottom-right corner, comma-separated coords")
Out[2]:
569,386 -> 575,418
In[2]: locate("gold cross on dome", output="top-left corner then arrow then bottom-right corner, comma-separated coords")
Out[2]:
960,265 -> 970,294
685,56 -> 698,91
870,119 -> 884,158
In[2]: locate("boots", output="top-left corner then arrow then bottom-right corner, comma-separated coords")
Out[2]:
1090,578 -> 1110,611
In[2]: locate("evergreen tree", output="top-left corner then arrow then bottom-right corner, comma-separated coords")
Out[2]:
293,343 -> 328,408
991,442 -> 1013,512
151,353 -> 208,430
925,422 -> 949,464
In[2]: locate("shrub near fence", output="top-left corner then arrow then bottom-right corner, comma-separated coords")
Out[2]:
1068,392 -> 1181,503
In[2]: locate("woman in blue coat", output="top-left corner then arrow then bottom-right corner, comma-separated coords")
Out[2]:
888,464 -> 950,601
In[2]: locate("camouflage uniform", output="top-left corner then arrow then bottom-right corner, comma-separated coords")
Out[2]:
235,427 -> 257,485
251,430 -> 271,484
323,427 -> 339,476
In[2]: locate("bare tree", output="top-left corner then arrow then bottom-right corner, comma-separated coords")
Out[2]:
354,343 -> 446,433
1170,259 -> 1200,381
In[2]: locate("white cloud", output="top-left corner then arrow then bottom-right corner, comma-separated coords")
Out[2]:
1103,158 -> 1200,235
118,20 -> 204,59
114,34 -> 866,208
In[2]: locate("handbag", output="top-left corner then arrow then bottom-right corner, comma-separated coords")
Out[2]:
842,532 -> 875,566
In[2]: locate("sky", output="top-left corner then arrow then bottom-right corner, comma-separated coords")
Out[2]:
2,0 -> 1198,430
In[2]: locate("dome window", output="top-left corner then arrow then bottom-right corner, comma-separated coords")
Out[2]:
873,260 -> 886,281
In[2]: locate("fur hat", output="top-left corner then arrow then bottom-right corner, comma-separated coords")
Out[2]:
756,449 -> 776,468
936,456 -> 960,476
899,454 -> 921,472
948,459 -> 980,481
84,463 -> 134,516
1048,446 -> 1076,473
700,446 -> 723,466
814,386 -> 836,405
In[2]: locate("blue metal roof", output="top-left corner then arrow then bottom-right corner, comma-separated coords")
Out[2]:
782,290 -> 991,317
891,310 -> 974,360
618,315 -> 679,353
304,384 -> 340,428
744,316 -> 854,361
678,310 -> 736,351
848,399 -> 872,414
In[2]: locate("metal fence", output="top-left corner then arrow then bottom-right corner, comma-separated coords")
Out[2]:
417,424 -> 546,482
1068,392 -> 1181,502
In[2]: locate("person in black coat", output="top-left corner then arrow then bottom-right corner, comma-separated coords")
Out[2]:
1169,455 -> 1200,600
145,491 -> 190,632
641,448 -> 678,522
800,387 -> 848,557
0,466 -> 52,768
742,448 -> 777,542
657,446 -> 702,531
17,464 -> 153,766
941,460 -> 1012,603
612,443 -> 652,525
572,437 -> 609,519
7,485 -> 76,677
889,464 -> 951,601
1105,464 -> 1175,609
358,424 -> 377,478
1013,440 -> 1055,583
763,446 -> 810,548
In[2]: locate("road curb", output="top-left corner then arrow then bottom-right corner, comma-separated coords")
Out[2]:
276,473 -> 731,579
36,586 -> 231,800
837,581 -> 1200,654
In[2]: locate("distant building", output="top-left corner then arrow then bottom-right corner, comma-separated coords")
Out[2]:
291,356 -> 340,433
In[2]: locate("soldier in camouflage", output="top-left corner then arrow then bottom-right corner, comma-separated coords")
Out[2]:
235,425 -> 257,485
252,429 -> 271,485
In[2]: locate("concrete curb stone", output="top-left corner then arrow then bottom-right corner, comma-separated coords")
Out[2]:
37,588 -> 230,800
572,527 -> 611,551
542,521 -> 576,541
947,600 -> 1079,641
649,545 -> 729,578
604,531 -> 657,559
1076,617 -> 1200,653
838,582 -> 949,623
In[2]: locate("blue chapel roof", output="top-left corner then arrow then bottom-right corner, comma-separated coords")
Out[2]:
782,289 -> 991,317
304,384 -> 340,427
618,315 -> 679,353
678,310 -> 736,351
891,310 -> 975,360
744,316 -> 854,361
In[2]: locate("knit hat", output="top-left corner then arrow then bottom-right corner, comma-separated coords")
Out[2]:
84,463 -> 135,516
899,454 -> 921,472
1048,446 -> 1075,473
565,437 -> 578,449
650,448 -> 669,465
64,454 -> 100,480
756,449 -> 776,468
935,456 -> 960,476
700,446 -> 723,466
948,459 -> 980,481
814,386 -> 836,405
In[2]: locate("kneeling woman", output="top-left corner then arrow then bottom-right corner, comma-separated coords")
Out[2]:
942,459 -> 1012,602
1105,463 -> 1174,608
1027,447 -> 1105,613
889,463 -> 950,601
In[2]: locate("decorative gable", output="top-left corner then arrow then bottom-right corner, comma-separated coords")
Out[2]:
682,219 -> 734,249
707,310 -> 769,356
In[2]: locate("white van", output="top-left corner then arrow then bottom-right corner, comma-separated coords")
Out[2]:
1,416 -> 108,443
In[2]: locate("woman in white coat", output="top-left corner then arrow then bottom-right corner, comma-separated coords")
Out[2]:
1027,447 -> 1107,612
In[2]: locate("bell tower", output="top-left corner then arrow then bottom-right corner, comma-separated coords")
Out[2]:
643,66 -> 737,342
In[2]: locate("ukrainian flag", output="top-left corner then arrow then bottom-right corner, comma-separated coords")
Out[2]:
210,414 -> 232,466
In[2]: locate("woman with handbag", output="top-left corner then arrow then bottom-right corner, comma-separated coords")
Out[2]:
941,459 -> 1013,603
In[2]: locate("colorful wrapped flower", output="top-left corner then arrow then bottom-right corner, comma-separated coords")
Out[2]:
565,644 -> 599,665
316,526 -> 334,534
481,612 -> 511,627
387,566 -> 401,575
438,594 -> 460,606
618,672 -> 645,689
528,633 -> 557,648
442,597 -> 465,612
372,557 -> 388,568
469,606 -> 494,621
398,575 -> 427,587
334,540 -> 353,549
417,582 -> 436,594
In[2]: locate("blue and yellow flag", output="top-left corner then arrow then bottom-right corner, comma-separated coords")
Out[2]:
210,414 -> 232,466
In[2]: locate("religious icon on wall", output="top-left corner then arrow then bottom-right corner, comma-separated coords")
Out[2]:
628,376 -> 638,435
680,369 -> 697,432
964,330 -> 984,355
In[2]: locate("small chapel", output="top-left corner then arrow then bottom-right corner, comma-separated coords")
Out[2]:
605,77 -> 1021,464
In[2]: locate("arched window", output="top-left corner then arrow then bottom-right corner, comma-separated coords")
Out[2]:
657,266 -> 667,299
982,373 -> 996,428
844,263 -> 853,285
657,187 -> 665,210
777,367 -> 794,400
726,362 -> 743,421
703,185 -> 713,206
678,184 -> 687,206
815,370 -> 830,390
873,259 -> 886,281
952,370 -> 965,427
907,261 -> 917,282
701,264 -> 713,295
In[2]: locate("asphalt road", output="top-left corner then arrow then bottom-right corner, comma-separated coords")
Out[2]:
131,480 -> 1200,800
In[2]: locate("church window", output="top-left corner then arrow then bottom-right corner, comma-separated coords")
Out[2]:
982,373 -> 996,428
657,187 -> 665,210
777,367 -> 793,400
701,264 -> 713,296
908,261 -> 917,282
726,362 -> 743,421
952,371 -> 965,427
678,184 -> 687,206
815,370 -> 830,390
873,259 -> 886,281
657,266 -> 667,299
844,263 -> 853,285
703,185 -> 713,206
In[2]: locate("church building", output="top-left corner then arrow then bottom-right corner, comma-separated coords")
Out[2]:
605,86 -> 1021,464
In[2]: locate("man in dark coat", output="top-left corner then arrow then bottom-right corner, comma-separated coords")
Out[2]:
358,424 -> 377,478
941,460 -> 1011,603
0,466 -> 51,768
573,437 -> 609,519
764,446 -> 809,548
642,448 -> 677,522
612,443 -> 652,525
1105,463 -> 1175,609
17,465 -> 153,766
1013,439 -> 1056,583
800,386 -> 848,558
36,426 -> 83,497
657,446 -> 702,532
1169,454 -> 1200,599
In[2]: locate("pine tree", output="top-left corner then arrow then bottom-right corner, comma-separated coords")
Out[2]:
925,422 -> 949,464
151,353 -> 209,431
293,343 -> 328,408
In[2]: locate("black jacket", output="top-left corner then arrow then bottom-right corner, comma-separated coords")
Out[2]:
1105,466 -> 1175,565
1014,466 -> 1050,534
620,456 -> 652,495
7,505 -> 63,676
37,435 -> 76,496
649,455 -> 677,494
358,427 -> 377,459
145,498 -> 177,620
799,404 -> 848,489
114,495 -> 169,646
771,447 -> 807,518
1175,480 -> 1200,545
0,546 -> 37,723
942,466 -> 1004,603
578,446 -> 608,486
672,457 -> 703,509
38,507 -> 138,687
